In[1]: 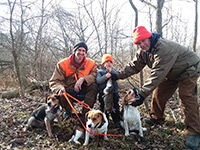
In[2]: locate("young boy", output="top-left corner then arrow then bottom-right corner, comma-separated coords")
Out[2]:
96,54 -> 120,126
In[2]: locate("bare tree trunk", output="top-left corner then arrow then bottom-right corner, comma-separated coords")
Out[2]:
83,0 -> 103,56
193,0 -> 198,52
99,0 -> 108,54
129,0 -> 138,27
33,0 -> 45,79
156,0 -> 164,35
19,0 -> 26,94
54,7 -> 74,55
140,0 -> 164,34
148,0 -> 153,32
8,0 -> 24,96
129,0 -> 149,110
129,0 -> 138,60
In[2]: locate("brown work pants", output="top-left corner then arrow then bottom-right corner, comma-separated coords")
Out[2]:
60,82 -> 98,115
150,75 -> 200,134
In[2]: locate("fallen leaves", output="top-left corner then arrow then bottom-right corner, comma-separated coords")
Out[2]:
0,93 -> 189,150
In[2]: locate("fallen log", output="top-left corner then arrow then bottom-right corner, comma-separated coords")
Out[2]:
1,89 -> 20,99
1,79 -> 50,99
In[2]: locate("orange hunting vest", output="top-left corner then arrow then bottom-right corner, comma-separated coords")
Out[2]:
59,58 -> 95,81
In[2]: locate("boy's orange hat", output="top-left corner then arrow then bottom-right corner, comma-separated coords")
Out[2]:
133,26 -> 152,44
101,54 -> 113,65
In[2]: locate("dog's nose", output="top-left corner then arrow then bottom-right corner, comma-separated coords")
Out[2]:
47,102 -> 51,106
88,124 -> 91,128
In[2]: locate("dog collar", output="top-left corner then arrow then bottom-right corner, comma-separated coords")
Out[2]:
124,99 -> 135,105
129,100 -> 136,103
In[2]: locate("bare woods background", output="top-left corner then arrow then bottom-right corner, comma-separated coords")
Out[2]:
0,1 -> 200,149
0,0 -> 199,95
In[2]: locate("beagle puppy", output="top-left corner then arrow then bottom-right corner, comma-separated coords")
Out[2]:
69,109 -> 109,145
23,94 -> 62,137
103,78 -> 114,113
120,89 -> 146,137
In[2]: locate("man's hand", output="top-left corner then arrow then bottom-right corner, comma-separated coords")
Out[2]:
58,87 -> 66,96
110,72 -> 118,80
131,94 -> 145,107
105,72 -> 111,79
74,77 -> 84,92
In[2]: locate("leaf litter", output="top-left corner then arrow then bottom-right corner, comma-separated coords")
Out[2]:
0,92 -> 189,150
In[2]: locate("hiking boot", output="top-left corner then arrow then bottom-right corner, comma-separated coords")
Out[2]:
143,118 -> 164,126
185,134 -> 200,149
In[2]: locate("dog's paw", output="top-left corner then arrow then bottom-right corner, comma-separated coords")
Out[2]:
23,127 -> 27,132
125,133 -> 130,137
104,136 -> 109,141
23,125 -> 30,132
68,135 -> 74,143
74,140 -> 81,145
83,142 -> 88,146
83,140 -> 89,146
68,136 -> 81,145
48,133 -> 54,138
142,127 -> 147,131
139,134 -> 144,137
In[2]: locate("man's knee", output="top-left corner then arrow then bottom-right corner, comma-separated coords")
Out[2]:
84,82 -> 98,98
87,82 -> 98,92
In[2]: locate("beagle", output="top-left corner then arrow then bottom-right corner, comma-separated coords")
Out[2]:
120,89 -> 146,137
103,78 -> 114,113
23,94 -> 62,137
69,109 -> 109,145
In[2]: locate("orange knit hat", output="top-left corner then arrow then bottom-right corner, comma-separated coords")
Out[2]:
133,26 -> 152,44
101,54 -> 113,65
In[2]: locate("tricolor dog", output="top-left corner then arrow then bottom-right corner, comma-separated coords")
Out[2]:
120,89 -> 146,137
103,78 -> 114,113
69,109 -> 109,145
23,94 -> 62,137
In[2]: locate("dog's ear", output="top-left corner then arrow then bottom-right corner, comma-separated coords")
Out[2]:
45,96 -> 49,103
133,88 -> 139,98
85,111 -> 89,122
99,112 -> 106,124
122,93 -> 129,106
127,89 -> 132,95
121,99 -> 125,107
54,94 -> 60,100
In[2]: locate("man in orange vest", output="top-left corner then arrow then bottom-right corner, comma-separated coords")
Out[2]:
49,41 -> 98,118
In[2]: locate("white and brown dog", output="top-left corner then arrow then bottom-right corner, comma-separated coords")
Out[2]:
103,78 -> 114,113
23,94 -> 62,137
120,89 -> 146,137
69,109 -> 109,145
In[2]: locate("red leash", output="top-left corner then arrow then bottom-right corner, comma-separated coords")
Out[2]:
63,93 -> 123,137
64,92 -> 90,109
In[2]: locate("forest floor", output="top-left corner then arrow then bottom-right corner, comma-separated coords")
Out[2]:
0,85 -> 192,150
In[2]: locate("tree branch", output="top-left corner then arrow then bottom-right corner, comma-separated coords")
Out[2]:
139,0 -> 157,9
